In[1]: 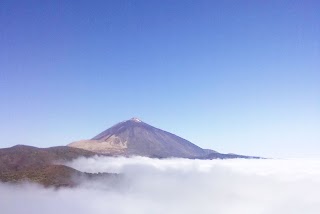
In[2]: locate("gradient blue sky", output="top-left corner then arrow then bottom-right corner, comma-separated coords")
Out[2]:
1,0 -> 319,158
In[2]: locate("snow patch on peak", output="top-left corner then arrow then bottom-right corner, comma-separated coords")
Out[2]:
130,117 -> 142,122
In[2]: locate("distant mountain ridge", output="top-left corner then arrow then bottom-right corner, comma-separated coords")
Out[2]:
0,118 -> 260,187
68,118 -> 259,159
69,118 -> 206,158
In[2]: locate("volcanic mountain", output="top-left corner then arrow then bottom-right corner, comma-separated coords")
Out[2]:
69,118 -> 210,158
68,118 -> 257,159
0,118 -> 259,187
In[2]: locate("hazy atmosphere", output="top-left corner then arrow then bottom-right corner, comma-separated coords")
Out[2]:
1,0 -> 319,158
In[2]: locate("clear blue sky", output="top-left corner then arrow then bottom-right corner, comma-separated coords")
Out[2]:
1,0 -> 319,158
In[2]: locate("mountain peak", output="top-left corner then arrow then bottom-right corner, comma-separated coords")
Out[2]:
129,117 -> 142,123
68,118 -> 258,159
68,118 -> 206,158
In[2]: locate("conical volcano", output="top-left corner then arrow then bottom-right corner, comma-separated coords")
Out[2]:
68,118 -> 208,158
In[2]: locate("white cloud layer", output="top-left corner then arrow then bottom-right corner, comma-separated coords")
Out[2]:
1,157 -> 320,214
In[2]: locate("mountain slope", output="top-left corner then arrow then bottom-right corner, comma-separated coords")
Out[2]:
0,145 -> 115,187
69,118 -> 207,158
0,145 -> 96,173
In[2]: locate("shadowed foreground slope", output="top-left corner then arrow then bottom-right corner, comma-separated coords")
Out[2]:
0,145 -> 116,187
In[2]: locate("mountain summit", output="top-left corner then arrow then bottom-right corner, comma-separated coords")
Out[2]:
68,118 -> 208,158
68,118 -> 260,159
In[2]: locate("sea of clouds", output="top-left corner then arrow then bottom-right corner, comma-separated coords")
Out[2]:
1,157 -> 320,214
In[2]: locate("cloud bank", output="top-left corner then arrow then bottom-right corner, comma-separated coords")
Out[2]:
1,157 -> 320,214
